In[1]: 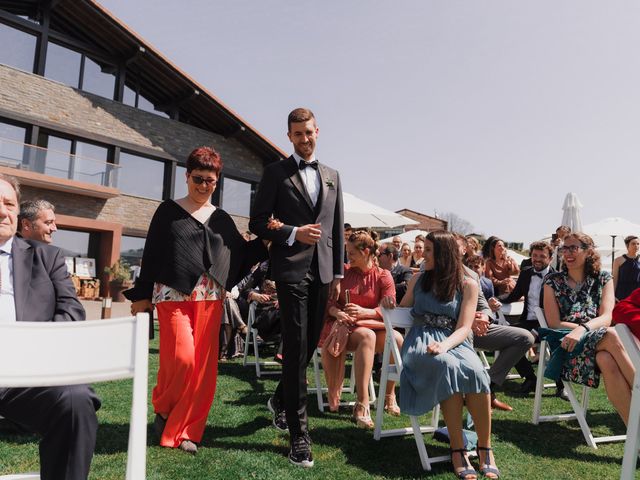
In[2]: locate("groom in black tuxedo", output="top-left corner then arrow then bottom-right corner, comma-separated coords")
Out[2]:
250,108 -> 343,468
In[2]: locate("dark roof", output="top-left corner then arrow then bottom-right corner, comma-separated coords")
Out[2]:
0,0 -> 286,163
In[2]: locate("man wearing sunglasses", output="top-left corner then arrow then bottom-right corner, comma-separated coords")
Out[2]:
250,108 -> 343,468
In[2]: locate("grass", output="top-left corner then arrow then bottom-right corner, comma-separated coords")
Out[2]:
0,330 -> 634,479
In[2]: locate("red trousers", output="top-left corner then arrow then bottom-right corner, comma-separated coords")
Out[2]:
153,300 -> 223,448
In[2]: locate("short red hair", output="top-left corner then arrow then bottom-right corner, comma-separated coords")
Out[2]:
186,146 -> 223,175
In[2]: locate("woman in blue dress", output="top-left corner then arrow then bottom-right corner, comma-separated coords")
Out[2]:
382,231 -> 497,480
544,232 -> 635,424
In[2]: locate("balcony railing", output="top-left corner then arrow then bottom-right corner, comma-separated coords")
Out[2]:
0,137 -> 120,188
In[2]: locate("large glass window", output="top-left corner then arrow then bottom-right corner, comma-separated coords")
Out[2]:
0,121 -> 27,167
222,177 -> 252,216
82,56 -> 114,99
0,22 -> 36,72
120,235 -> 145,268
172,165 -> 188,199
123,84 -> 137,107
55,229 -> 90,258
116,152 -> 164,200
38,134 -> 73,179
44,42 -> 81,87
74,141 -> 109,184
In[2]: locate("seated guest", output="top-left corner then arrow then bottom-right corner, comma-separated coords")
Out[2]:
455,234 -> 532,412
484,237 -> 520,297
0,174 -> 100,480
465,235 -> 481,261
17,199 -> 57,244
343,223 -> 353,264
613,287 -> 640,340
500,241 -> 557,395
543,233 -> 635,424
398,242 -> 413,268
481,235 -> 498,259
465,254 -> 495,302
382,231 -> 499,479
613,235 -> 640,301
410,239 -> 425,271
252,278 -> 283,361
391,235 -> 403,251
319,230 -> 402,427
549,226 -> 571,270
378,244 -> 413,303
219,288 -> 248,360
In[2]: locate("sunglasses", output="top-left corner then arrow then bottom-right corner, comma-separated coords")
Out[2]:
190,174 -> 217,186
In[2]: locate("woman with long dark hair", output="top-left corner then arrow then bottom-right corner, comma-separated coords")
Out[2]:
382,231 -> 497,479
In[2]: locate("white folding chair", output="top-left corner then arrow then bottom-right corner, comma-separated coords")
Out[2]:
0,314 -> 149,480
531,306 -> 625,448
374,307 -> 445,471
242,302 -> 280,377
615,323 -> 640,480
310,347 -> 376,412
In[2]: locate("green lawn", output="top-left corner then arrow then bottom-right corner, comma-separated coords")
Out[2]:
0,331 -> 635,479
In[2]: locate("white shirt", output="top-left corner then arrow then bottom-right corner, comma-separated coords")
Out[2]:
526,265 -> 550,321
0,237 -> 16,323
286,152 -> 321,246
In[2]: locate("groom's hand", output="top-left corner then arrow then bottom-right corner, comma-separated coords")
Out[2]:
295,223 -> 322,245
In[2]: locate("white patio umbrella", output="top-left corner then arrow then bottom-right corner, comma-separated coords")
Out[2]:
582,217 -> 640,270
560,192 -> 583,232
343,192 -> 419,229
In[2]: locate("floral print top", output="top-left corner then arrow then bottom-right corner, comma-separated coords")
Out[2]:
544,270 -> 612,325
152,272 -> 222,304
544,270 -> 612,388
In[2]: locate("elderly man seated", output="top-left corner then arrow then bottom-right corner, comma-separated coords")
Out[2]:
0,174 -> 100,480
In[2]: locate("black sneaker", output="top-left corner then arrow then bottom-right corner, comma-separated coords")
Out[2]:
267,397 -> 288,433
556,388 -> 570,402
289,432 -> 314,468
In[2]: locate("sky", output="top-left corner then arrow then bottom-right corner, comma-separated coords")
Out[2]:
100,0 -> 640,245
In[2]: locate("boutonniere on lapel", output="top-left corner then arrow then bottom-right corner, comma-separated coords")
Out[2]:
325,179 -> 335,189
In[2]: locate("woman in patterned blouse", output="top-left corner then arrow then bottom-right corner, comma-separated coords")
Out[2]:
543,232 -> 635,424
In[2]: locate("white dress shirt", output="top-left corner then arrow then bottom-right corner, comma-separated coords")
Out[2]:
286,152 -> 321,246
0,236 -> 16,323
526,265 -> 550,321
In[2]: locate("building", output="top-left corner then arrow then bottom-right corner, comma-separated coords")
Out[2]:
394,208 -> 447,232
0,0 -> 285,296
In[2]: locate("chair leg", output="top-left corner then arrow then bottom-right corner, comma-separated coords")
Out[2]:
564,381 -> 597,449
531,340 -> 548,424
621,383 -> 640,480
312,349 -> 325,412
409,415 -> 431,471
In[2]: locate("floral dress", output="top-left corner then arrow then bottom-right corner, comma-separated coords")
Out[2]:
545,270 -> 612,387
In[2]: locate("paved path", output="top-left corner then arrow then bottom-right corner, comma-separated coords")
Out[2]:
80,299 -> 133,320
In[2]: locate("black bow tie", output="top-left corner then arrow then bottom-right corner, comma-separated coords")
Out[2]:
299,160 -> 318,170
532,272 -> 543,278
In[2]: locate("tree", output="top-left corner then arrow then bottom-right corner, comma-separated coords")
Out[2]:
440,212 -> 474,235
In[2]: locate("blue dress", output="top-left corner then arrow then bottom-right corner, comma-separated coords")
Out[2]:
399,276 -> 491,416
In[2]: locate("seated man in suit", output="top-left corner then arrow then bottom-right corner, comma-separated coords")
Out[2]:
0,173 -> 100,480
499,240 -> 566,398
17,199 -> 57,244
377,244 -> 412,303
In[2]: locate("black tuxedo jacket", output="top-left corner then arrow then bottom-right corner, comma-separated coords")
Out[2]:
390,263 -> 412,302
250,156 -> 344,284
502,266 -> 555,322
11,236 -> 85,322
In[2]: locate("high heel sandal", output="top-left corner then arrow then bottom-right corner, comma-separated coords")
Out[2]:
476,446 -> 500,479
383,393 -> 401,416
450,448 -> 477,480
352,401 -> 374,429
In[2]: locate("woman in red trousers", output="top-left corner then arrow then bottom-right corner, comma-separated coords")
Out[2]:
126,146 -> 267,453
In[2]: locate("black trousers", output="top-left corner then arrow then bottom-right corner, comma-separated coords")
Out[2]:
0,385 -> 100,480
274,270 -> 330,436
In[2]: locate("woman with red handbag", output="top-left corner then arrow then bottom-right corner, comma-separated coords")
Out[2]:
318,230 -> 402,428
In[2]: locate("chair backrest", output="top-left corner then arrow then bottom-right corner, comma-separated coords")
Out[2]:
615,323 -> 640,366
381,307 -> 417,373
534,306 -> 550,328
0,314 -> 149,480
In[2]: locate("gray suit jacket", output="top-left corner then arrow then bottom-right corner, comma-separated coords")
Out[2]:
12,236 -> 85,322
250,156 -> 344,284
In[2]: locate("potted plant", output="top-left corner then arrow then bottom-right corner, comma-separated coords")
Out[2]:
104,258 -> 133,302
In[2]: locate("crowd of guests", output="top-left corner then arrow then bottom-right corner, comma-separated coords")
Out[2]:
3,106 -> 640,479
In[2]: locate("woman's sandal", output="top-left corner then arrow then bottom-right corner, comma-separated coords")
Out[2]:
476,446 -> 500,479
384,393 -> 401,416
352,401 -> 374,429
450,448 -> 477,480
